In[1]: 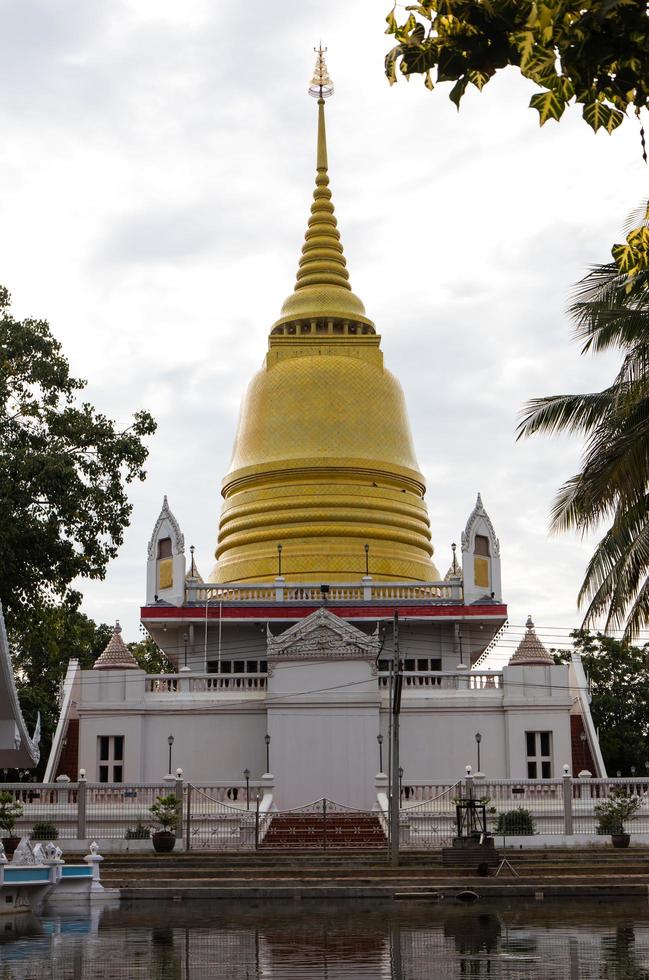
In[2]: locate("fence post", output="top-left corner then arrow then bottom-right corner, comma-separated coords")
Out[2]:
255,796 -> 260,850
77,775 -> 87,840
185,784 -> 192,851
563,774 -> 573,837
175,774 -> 184,842
322,799 -> 327,851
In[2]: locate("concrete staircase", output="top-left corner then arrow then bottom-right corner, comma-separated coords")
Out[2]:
260,812 -> 387,849
96,847 -> 649,901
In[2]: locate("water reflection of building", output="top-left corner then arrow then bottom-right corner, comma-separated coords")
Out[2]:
2,905 -> 649,979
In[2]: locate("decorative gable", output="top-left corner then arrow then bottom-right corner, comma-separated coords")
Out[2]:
267,608 -> 379,660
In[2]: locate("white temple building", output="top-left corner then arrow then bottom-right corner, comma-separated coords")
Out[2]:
45,52 -> 605,806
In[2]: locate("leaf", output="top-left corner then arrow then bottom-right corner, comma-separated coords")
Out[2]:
583,100 -> 625,133
385,46 -> 401,85
449,75 -> 469,108
529,89 -> 566,125
612,243 -> 638,275
424,69 -> 434,91
385,9 -> 398,34
468,69 -> 491,91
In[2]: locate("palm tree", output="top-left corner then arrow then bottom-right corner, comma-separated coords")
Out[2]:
517,210 -> 649,640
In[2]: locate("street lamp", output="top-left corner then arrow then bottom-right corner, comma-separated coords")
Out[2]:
243,768 -> 250,810
398,766 -> 404,799
377,733 -> 384,773
475,732 -> 482,772
364,543 -> 370,577
167,734 -> 174,775
264,733 -> 271,774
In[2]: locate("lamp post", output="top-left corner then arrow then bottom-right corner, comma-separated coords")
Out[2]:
243,768 -> 250,810
398,766 -> 404,800
277,544 -> 282,578
364,543 -> 370,577
377,733 -> 384,773
265,733 -> 271,774
475,732 -> 482,773
167,734 -> 174,775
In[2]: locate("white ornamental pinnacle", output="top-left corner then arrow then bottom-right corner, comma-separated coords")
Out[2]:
308,44 -> 334,99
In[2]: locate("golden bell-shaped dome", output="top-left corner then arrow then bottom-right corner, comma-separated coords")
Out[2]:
212,53 -> 438,584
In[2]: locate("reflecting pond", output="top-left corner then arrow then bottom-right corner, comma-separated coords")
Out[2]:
1,898 -> 649,978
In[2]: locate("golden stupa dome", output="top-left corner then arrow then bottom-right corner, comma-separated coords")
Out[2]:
212,49 -> 439,584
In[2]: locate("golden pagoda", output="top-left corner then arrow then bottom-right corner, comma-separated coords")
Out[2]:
213,49 -> 439,584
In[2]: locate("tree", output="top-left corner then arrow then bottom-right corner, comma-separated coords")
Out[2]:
128,636 -> 174,674
554,631 -> 649,774
8,604 -> 113,779
518,216 -> 649,638
385,2 -> 649,134
0,286 -> 156,634
384,2 -> 649,277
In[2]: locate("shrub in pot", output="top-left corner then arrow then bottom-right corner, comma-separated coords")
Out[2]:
595,791 -> 641,847
31,821 -> 59,840
149,794 -> 181,852
0,791 -> 24,857
494,808 -> 535,836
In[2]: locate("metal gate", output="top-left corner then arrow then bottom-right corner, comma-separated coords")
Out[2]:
399,782 -> 460,849
186,784 -> 258,850
257,798 -> 387,850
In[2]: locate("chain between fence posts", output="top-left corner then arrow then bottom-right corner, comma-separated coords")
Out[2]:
255,796 -> 260,850
563,775 -> 574,836
323,799 -> 327,851
175,777 -> 184,842
185,784 -> 192,850
77,778 -> 87,839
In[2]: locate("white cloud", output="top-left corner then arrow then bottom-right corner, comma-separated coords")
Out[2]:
0,0 -> 646,656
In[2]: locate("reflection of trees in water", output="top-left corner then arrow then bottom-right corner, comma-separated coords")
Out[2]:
602,926 -> 649,980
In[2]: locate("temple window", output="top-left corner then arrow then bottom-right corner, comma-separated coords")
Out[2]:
526,731 -> 552,779
157,538 -> 172,559
98,735 -> 124,783
474,534 -> 490,557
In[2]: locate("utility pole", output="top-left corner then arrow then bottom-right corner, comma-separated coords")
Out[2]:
390,611 -> 402,867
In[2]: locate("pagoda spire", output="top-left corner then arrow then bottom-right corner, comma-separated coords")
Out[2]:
271,47 -> 373,332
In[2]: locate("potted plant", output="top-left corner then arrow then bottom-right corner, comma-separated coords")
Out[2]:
595,791 -> 641,847
149,794 -> 181,852
0,791 -> 24,857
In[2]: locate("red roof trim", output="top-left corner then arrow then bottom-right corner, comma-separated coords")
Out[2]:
141,603 -> 507,622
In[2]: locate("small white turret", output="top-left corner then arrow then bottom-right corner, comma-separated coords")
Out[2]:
146,496 -> 186,606
461,493 -> 502,604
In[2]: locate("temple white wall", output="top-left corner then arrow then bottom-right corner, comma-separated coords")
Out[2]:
73,661 -> 574,795
266,658 -> 380,808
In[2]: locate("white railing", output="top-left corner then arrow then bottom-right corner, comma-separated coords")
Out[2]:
185,579 -> 465,604
145,673 -> 267,695
378,671 -> 502,690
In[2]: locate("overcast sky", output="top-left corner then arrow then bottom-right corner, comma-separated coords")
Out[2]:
1,0 -> 647,663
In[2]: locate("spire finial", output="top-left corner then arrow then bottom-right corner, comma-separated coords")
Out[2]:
270,47 -> 372,332
308,45 -> 334,101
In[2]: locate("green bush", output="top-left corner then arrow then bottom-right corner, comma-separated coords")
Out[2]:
31,822 -> 59,840
494,808 -> 535,836
125,822 -> 151,840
